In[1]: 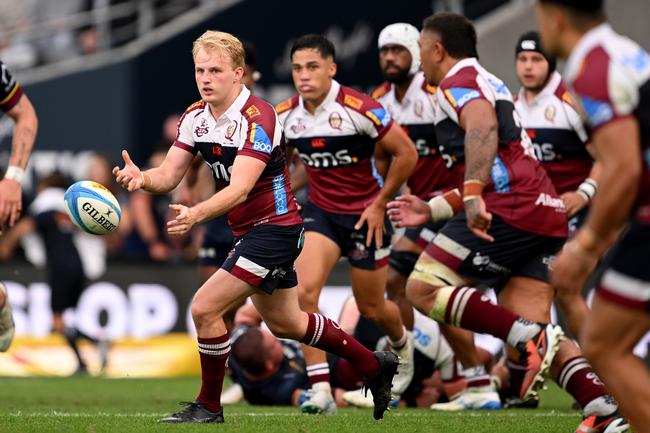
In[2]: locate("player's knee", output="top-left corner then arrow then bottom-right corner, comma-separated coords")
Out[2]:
356,300 -> 383,323
190,297 -> 220,326
297,284 -> 320,311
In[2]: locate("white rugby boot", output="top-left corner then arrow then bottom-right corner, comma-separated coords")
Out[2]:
430,386 -> 502,411
390,331 -> 414,395
299,382 -> 337,415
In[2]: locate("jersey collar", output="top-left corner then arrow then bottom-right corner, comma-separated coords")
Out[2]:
298,79 -> 340,114
444,57 -> 479,81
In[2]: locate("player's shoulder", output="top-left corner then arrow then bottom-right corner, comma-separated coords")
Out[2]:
275,95 -> 299,115
241,94 -> 276,121
439,64 -> 479,91
338,84 -> 383,113
370,82 -> 391,100
182,99 -> 206,115
552,77 -> 577,109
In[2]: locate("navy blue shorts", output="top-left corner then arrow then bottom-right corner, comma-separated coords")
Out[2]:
425,212 -> 566,288
221,223 -> 304,294
199,216 -> 234,267
403,219 -> 447,249
596,221 -> 650,311
302,202 -> 392,270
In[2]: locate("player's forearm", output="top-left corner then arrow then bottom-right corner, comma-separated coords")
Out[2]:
376,144 -> 417,204
191,185 -> 247,224
463,125 -> 497,186
9,112 -> 37,169
141,166 -> 183,194
582,156 -> 638,242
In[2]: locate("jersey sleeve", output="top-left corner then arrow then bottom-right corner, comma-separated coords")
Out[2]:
341,88 -> 394,141
173,101 -> 202,154
571,48 -> 637,133
0,60 -> 24,112
239,101 -> 281,164
438,67 -> 492,121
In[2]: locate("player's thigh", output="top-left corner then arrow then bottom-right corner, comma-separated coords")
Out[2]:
498,276 -> 554,323
192,268 -> 255,318
295,231 -> 341,303
406,251 -> 469,313
583,294 -> 650,360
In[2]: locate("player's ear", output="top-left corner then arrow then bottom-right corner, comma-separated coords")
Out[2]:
234,66 -> 245,82
328,61 -> 337,79
264,360 -> 274,372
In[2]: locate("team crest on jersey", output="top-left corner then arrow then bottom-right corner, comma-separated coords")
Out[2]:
249,123 -> 273,154
195,118 -> 209,137
328,112 -> 342,130
414,100 -> 424,118
225,121 -> 238,141
544,105 -> 556,122
343,94 -> 363,110
311,138 -> 326,148
366,108 -> 392,127
445,88 -> 481,109
291,118 -> 307,134
246,104 -> 261,118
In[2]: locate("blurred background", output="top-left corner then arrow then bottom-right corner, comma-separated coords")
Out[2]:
0,0 -> 649,377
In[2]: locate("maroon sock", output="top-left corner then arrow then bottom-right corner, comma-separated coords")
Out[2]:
506,359 -> 527,398
301,313 -> 379,379
557,357 -> 608,409
196,334 -> 230,412
445,287 -> 519,341
334,358 -> 364,389
306,362 -> 330,385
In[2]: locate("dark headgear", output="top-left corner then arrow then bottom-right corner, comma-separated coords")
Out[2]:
515,31 -> 556,72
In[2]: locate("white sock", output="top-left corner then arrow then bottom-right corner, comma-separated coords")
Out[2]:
583,395 -> 618,417
506,318 -> 542,346
312,381 -> 332,393
389,327 -> 408,350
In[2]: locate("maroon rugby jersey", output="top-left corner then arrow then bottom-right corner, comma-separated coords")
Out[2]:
564,23 -> 650,224
372,71 -> 460,199
277,80 -> 393,214
435,58 -> 568,238
175,86 -> 301,236
0,60 -> 24,112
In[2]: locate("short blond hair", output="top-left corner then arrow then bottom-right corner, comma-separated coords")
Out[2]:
192,30 -> 245,69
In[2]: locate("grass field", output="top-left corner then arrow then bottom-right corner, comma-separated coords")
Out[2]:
0,377 -> 584,433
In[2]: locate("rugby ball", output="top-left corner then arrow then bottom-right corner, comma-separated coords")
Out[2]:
63,180 -> 121,235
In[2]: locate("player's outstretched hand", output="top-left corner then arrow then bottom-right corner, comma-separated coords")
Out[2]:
0,177 -> 23,227
560,191 -> 588,217
387,195 -> 430,228
355,200 -> 386,249
167,204 -> 197,236
113,150 -> 143,192
464,196 -> 494,242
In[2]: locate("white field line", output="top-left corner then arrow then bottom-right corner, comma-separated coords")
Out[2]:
5,411 -> 581,418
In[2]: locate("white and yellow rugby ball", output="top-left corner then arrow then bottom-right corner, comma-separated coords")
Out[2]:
63,180 -> 121,235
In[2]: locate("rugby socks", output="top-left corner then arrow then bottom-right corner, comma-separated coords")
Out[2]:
557,357 -> 617,416
429,287 -> 541,345
197,334 -> 230,413
301,313 -> 380,379
388,327 -> 408,350
506,359 -> 528,398
462,365 -> 492,390
306,363 -> 330,385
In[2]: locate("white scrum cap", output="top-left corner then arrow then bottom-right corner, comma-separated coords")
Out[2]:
378,23 -> 421,76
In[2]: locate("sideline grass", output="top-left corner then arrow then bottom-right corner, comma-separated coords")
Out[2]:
0,377 -> 582,433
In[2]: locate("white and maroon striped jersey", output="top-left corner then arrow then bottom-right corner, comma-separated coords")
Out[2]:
564,23 -> 650,224
175,86 -> 301,236
435,57 -> 567,238
372,71 -> 459,199
515,71 -> 591,194
276,80 -> 393,214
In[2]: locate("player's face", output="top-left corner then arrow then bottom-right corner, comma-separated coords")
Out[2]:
194,48 -> 244,105
379,44 -> 412,84
418,30 -> 443,85
535,3 -> 566,59
262,330 -> 283,366
291,49 -> 336,102
516,52 -> 550,92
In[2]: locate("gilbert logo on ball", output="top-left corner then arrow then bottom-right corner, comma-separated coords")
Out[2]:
64,180 -> 121,235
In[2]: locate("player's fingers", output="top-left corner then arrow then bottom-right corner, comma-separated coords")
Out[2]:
9,204 -> 20,227
375,226 -> 383,249
169,204 -> 185,215
354,215 -> 366,231
122,149 -> 134,165
112,166 -> 120,176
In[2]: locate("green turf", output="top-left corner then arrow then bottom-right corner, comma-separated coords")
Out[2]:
0,376 -> 583,433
